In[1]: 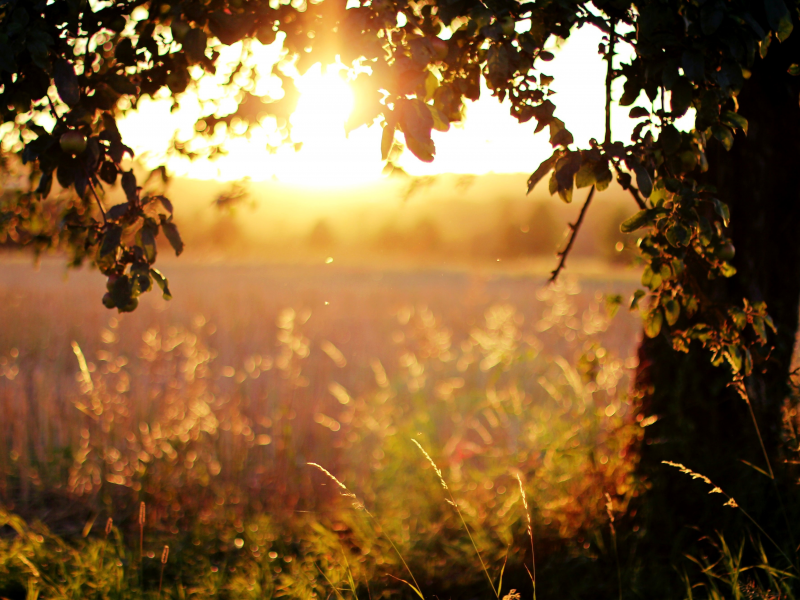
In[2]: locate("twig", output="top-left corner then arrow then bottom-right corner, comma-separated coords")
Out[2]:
604,19 -> 616,146
84,170 -> 108,224
549,185 -> 595,282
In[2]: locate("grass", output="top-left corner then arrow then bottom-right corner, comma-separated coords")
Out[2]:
0,258 -> 797,599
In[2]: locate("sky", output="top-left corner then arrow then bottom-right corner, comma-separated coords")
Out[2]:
117,24 -> 667,188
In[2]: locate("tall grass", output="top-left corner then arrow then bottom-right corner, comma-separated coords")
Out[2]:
0,265 -> 644,597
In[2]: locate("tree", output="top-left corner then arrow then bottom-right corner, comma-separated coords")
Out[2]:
2,0 -> 799,593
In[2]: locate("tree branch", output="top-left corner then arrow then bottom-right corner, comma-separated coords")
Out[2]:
604,18 -> 615,146
549,185 -> 595,283
47,94 -> 107,223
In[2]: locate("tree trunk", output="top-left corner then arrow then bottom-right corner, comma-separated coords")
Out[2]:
629,30 -> 800,596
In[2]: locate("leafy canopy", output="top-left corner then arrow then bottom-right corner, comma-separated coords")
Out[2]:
0,0 -> 796,383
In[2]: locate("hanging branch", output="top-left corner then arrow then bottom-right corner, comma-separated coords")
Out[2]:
549,185 -> 595,283
47,94 -> 107,223
604,18 -> 615,147
550,16 -> 615,283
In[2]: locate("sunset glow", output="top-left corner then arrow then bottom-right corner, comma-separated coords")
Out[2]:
118,26 -> 679,188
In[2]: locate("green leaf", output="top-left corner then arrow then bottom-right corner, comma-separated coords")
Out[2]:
630,289 -> 646,311
424,71 -> 439,101
644,308 -> 664,338
162,221 -> 184,256
620,208 -> 666,233
150,268 -> 173,300
595,163 -> 613,191
725,345 -> 743,373
720,111 -> 748,135
788,64 -> 800,76
665,223 -> 691,246
752,316 -> 768,343
605,294 -> 623,318
629,106 -> 649,119
663,299 -> 680,326
711,124 -> 734,151
575,161 -> 596,189
713,199 -> 730,227
764,0 -> 793,42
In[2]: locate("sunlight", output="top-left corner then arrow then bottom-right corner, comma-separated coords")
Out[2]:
116,26 -> 690,189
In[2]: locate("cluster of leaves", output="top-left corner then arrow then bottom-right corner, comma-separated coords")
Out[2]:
0,0 -> 796,371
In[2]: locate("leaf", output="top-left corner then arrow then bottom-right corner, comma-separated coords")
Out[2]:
405,134 -> 435,162
663,299 -> 680,326
605,294 -> 623,318
720,111 -> 748,135
162,221 -> 184,256
138,222 -> 157,263
711,124 -> 734,151
107,74 -> 138,95
594,163 -> 613,191
183,29 -> 208,64
644,308 -> 664,338
106,203 -> 129,221
150,268 -> 172,300
37,171 -> 52,198
665,223 -> 691,246
526,151 -> 559,194
681,50 -> 705,82
99,225 -> 122,267
620,208 -> 666,233
700,1 -> 724,35
424,71 -> 439,101
549,119 -> 573,147
630,289 -> 646,311
381,123 -> 395,161
713,198 -> 730,227
764,0 -> 793,42
670,78 -> 693,116
554,152 -> 581,203
428,105 -> 450,132
121,171 -> 137,202
629,107 -> 649,119
575,161 -> 596,189
659,125 -> 681,155
397,98 -> 434,143
54,59 -> 80,106
788,64 -> 800,76
752,316 -> 768,343
725,344 -> 743,373
634,164 -> 652,198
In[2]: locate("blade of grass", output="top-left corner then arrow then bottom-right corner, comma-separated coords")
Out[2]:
411,439 -> 498,599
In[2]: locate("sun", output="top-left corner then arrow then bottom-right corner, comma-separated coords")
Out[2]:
290,65 -> 354,143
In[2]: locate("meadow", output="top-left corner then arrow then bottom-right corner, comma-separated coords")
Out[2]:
0,257 -> 649,599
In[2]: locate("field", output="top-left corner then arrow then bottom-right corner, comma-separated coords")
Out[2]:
0,256 -> 649,599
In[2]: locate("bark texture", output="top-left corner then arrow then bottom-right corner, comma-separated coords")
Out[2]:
630,29 -> 800,595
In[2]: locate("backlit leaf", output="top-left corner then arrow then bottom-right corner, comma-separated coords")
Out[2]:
526,151 -> 559,194
54,59 -> 80,106
644,308 -> 664,338
663,299 -> 680,326
162,221 -> 184,256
